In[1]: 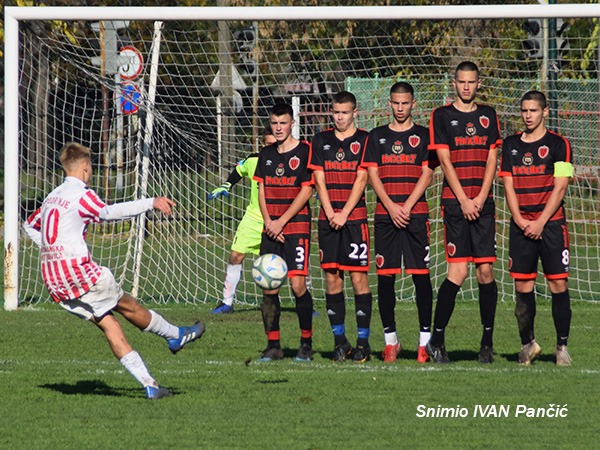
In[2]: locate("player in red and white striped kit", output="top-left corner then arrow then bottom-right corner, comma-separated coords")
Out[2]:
23,142 -> 204,400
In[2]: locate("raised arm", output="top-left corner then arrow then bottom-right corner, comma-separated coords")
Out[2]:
100,196 -> 175,221
208,163 -> 246,200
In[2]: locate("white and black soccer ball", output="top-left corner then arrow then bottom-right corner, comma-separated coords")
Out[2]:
252,253 -> 288,290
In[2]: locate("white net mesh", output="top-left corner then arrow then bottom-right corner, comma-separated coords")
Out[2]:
14,13 -> 600,305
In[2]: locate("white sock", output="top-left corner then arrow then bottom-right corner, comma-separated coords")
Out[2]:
223,263 -> 242,306
143,310 -> 179,339
384,332 -> 398,346
120,350 -> 157,388
419,331 -> 431,347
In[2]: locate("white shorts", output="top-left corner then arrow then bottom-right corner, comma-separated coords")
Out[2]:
58,268 -> 123,320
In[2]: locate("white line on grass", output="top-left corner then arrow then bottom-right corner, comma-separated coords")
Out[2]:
3,358 -> 599,376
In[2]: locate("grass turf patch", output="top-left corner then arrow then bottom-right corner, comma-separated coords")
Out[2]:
0,300 -> 598,449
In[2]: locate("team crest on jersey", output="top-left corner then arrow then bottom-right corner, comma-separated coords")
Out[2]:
447,242 -> 457,257
376,254 -> 385,268
409,135 -> 421,148
276,163 -> 285,176
350,141 -> 361,155
522,152 -> 534,166
392,141 -> 404,155
289,155 -> 300,171
479,115 -> 490,129
336,148 -> 345,161
465,122 -> 476,137
538,145 -> 549,159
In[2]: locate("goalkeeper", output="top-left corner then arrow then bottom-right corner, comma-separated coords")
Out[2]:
209,125 -> 277,314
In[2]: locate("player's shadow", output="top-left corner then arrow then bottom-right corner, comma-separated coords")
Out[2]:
446,350 -> 479,362
250,347 -> 301,361
501,352 -> 520,363
234,306 -> 261,314
396,349 -> 417,362
369,348 -> 483,363
376,349 -> 481,363
40,380 -> 140,398
500,351 -> 555,364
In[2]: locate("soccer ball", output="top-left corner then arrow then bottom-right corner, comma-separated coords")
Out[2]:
252,253 -> 288,290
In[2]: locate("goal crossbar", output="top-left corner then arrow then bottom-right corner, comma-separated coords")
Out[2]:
4,4 -> 600,310
4,4 -> 600,21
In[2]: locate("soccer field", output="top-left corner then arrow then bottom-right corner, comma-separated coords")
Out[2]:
1,300 -> 598,449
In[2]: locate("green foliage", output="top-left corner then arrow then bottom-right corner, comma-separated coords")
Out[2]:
579,18 -> 600,77
0,301 -> 599,448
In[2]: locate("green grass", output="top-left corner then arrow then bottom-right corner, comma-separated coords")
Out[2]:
1,300 -> 599,449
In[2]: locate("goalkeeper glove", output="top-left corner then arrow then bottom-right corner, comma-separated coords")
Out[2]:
208,182 -> 232,200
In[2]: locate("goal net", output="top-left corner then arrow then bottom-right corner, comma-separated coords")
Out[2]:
5,5 -> 600,309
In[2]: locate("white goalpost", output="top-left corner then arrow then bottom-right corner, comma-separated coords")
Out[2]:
4,4 -> 600,311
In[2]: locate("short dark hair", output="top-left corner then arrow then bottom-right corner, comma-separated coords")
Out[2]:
521,90 -> 547,109
59,142 -> 91,171
270,103 -> 294,118
390,81 -> 414,97
332,91 -> 357,109
455,61 -> 480,77
263,121 -> 274,137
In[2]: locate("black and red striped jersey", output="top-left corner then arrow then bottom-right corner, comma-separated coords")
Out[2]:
253,140 -> 313,235
499,130 -> 572,221
362,124 -> 431,218
308,127 -> 369,223
429,103 -> 501,206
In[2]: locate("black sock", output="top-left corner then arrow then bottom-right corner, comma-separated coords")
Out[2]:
552,290 -> 571,347
515,291 -> 536,345
355,292 -> 373,347
261,293 -> 281,348
294,290 -> 313,346
413,274 -> 433,333
479,280 -> 498,347
326,292 -> 347,345
377,275 -> 396,334
431,278 -> 460,347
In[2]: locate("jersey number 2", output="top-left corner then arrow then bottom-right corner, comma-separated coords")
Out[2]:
349,243 -> 368,260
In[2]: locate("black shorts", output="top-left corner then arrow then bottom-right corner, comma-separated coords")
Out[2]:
442,202 -> 496,263
374,216 -> 430,275
318,221 -> 370,272
509,219 -> 570,280
260,233 -> 310,278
